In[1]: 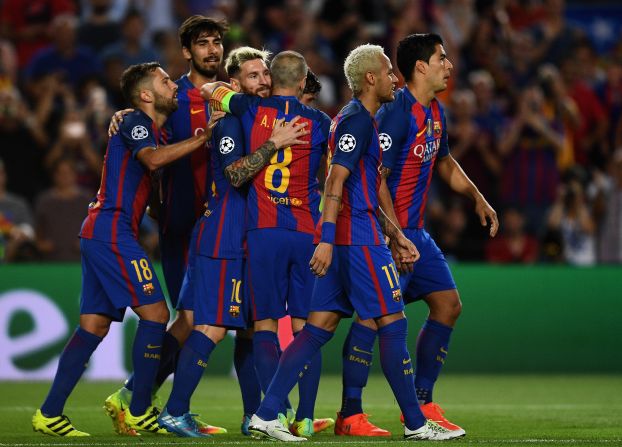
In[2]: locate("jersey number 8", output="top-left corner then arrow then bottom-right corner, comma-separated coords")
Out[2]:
264,147 -> 292,193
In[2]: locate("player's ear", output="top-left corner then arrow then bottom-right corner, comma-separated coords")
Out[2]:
415,60 -> 427,75
181,46 -> 192,62
230,78 -> 242,93
365,71 -> 375,87
139,88 -> 154,104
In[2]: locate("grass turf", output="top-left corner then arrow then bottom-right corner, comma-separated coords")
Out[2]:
1,374 -> 620,446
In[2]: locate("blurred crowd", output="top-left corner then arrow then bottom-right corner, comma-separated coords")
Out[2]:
0,0 -> 620,265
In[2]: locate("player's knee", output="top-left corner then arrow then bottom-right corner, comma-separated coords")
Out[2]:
150,303 -> 170,324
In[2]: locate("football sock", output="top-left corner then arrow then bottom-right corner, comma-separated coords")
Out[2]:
293,331 -> 321,421
378,318 -> 425,431
415,319 -> 453,404
41,327 -> 102,417
275,335 -> 293,412
234,336 -> 261,416
129,320 -> 166,416
253,330 -> 280,395
165,330 -> 216,417
256,324 -> 333,421
124,331 -> 180,392
340,322 -> 376,417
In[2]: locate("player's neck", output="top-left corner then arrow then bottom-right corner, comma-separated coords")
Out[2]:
188,70 -> 217,89
272,87 -> 299,98
357,91 -> 382,116
140,105 -> 167,129
407,82 -> 434,108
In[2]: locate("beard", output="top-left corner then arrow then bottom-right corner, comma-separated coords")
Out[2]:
191,54 -> 221,79
154,91 -> 178,115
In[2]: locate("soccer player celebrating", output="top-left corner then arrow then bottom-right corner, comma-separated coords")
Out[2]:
31,62 -> 212,437
202,51 -> 335,437
104,17 -> 255,436
243,44 -> 463,442
339,33 -> 499,438
156,47 -> 309,438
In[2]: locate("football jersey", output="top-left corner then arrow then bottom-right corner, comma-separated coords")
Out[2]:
211,88 -> 330,234
159,74 -> 212,236
376,87 -> 449,230
317,98 -> 384,246
80,110 -> 159,243
195,114 -> 247,259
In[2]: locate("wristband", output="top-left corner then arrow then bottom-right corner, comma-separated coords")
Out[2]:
320,222 -> 336,244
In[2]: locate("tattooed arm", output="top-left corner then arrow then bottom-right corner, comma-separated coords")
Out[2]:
224,116 -> 309,187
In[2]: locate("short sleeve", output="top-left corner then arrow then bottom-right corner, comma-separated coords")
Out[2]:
213,114 -> 245,171
330,113 -> 372,172
119,113 -> 158,159
228,94 -> 260,117
376,102 -> 409,170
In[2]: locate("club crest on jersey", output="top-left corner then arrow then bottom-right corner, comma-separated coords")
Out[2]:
219,136 -> 235,154
131,125 -> 149,140
338,133 -> 356,152
434,121 -> 441,135
378,133 -> 392,151
142,283 -> 155,295
229,305 -> 240,318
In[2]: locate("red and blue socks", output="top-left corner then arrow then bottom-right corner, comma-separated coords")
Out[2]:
256,324 -> 333,421
378,318 -> 426,431
415,319 -> 453,404
234,336 -> 261,416
340,321 -> 376,417
41,327 -> 102,417
129,320 -> 167,416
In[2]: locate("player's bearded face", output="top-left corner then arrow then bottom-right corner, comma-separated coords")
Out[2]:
428,44 -> 453,93
377,55 -> 398,103
153,89 -> 178,115
238,59 -> 272,98
189,32 -> 223,79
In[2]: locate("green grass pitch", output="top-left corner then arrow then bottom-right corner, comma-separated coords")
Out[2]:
1,375 -> 620,446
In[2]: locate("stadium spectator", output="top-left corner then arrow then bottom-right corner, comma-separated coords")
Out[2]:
485,207 -> 540,263
593,150 -> 622,263
23,14 -> 102,90
34,158 -> 91,262
0,158 -> 35,262
77,0 -> 122,53
0,86 -> 48,203
45,110 -> 101,193
0,0 -> 76,69
99,9 -> 159,68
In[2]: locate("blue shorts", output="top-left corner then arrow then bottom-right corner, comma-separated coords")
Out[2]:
246,228 -> 315,321
401,228 -> 456,304
79,238 -> 165,321
159,229 -> 191,309
310,244 -> 404,320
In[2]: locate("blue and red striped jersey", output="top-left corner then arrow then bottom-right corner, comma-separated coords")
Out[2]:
80,110 -> 159,243
195,114 -> 247,259
159,75 -> 212,236
317,98 -> 384,246
377,87 -> 449,230
221,93 -> 330,235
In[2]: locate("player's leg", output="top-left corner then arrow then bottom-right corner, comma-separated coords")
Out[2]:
249,311 -> 340,441
33,313 -> 110,437
234,327 -> 261,435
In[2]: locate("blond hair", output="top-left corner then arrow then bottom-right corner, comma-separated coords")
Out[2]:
225,46 -> 271,78
344,44 -> 385,97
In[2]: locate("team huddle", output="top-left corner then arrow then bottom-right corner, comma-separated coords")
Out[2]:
31,15 -> 498,442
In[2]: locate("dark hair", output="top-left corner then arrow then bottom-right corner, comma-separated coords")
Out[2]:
178,15 -> 229,50
120,62 -> 161,107
303,69 -> 321,95
397,33 -> 443,82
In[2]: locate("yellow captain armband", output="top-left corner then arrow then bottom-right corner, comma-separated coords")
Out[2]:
210,86 -> 235,113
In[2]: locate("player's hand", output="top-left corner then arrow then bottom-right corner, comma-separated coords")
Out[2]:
390,233 -> 419,273
475,197 -> 499,237
309,242 -> 333,277
269,116 -> 309,149
108,108 -> 134,137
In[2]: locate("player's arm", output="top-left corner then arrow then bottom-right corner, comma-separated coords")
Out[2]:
200,82 -> 234,112
309,164 -> 350,277
436,154 -> 499,237
224,116 -> 309,187
137,133 -> 208,171
377,167 -> 420,272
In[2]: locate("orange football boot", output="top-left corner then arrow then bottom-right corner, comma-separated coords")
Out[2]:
334,412 -> 391,436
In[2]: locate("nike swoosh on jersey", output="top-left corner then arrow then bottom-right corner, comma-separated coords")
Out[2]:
416,127 -> 426,137
402,358 -> 411,365
190,108 -> 205,115
146,344 -> 162,349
